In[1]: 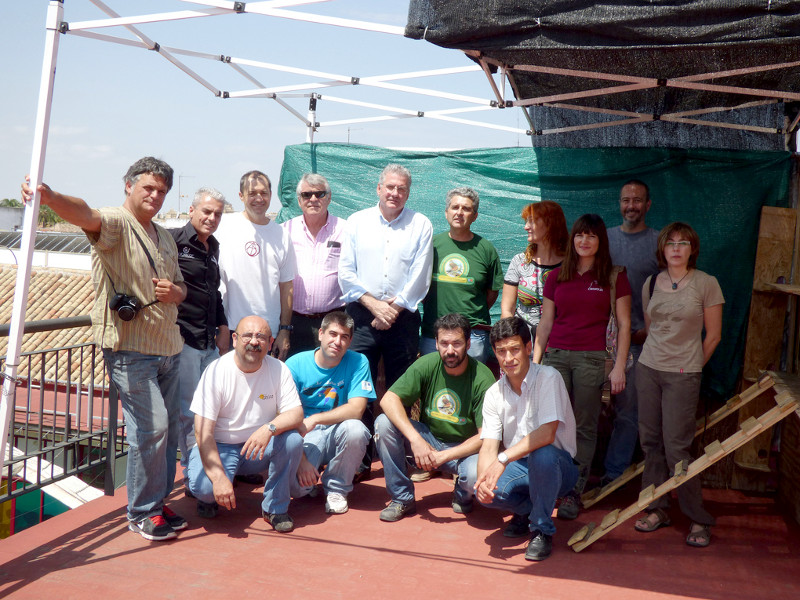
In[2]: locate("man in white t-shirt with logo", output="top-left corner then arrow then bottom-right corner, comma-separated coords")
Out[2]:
215,171 -> 296,360
187,315 -> 304,532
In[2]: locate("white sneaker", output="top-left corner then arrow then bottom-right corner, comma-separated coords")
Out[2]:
325,492 -> 349,514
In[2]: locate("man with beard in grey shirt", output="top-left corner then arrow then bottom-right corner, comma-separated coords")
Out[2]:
603,180 -> 659,484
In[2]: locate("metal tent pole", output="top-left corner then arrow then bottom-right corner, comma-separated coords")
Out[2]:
0,0 -> 64,474
306,94 -> 318,143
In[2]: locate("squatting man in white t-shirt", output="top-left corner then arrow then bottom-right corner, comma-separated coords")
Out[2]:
186,315 -> 304,533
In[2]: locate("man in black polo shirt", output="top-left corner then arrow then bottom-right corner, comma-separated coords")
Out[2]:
169,187 -> 229,489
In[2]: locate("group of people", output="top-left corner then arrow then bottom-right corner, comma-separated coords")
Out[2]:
20,159 -> 723,560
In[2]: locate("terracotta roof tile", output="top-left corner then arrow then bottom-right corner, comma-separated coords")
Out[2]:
0,266 -> 103,386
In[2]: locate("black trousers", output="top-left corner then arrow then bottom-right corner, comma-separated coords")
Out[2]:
346,302 -> 420,471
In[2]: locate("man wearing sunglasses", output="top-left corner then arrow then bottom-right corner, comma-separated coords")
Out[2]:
282,174 -> 347,357
601,180 -> 660,487
216,171 -> 296,360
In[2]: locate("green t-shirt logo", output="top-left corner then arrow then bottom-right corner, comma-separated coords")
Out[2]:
426,388 -> 467,425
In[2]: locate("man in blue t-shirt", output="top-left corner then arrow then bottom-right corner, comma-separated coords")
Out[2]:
286,311 -> 376,514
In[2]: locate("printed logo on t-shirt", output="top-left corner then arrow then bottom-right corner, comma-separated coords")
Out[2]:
432,253 -> 475,285
361,381 -> 373,392
425,388 -> 467,424
245,241 -> 260,257
179,246 -> 197,260
587,279 -> 605,292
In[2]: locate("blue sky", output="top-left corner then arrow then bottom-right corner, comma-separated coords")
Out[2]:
1,1 -> 528,214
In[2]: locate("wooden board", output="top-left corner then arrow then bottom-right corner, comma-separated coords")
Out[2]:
570,373 -> 800,552
581,375 -> 774,508
737,207 -> 796,486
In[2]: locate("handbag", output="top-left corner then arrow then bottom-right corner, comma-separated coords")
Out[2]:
604,266 -> 634,399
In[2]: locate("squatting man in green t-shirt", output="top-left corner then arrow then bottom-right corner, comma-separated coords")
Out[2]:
374,313 -> 496,522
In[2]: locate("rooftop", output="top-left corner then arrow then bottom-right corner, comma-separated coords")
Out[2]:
0,470 -> 798,599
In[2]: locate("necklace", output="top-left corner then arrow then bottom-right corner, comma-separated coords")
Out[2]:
668,270 -> 689,290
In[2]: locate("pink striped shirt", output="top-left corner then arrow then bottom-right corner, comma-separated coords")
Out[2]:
282,213 -> 345,314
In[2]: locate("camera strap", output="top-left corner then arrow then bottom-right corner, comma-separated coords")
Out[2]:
102,224 -> 162,309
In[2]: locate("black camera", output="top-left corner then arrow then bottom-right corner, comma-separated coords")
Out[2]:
109,293 -> 144,322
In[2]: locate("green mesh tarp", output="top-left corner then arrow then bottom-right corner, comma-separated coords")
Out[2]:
277,143 -> 792,399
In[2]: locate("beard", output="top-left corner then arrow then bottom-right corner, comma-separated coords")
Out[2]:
442,351 -> 466,369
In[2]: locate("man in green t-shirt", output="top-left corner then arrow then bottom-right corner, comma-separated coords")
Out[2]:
420,187 -> 503,363
374,313 -> 496,522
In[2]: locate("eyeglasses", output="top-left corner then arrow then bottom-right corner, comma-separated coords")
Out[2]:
383,184 -> 409,194
299,190 -> 328,200
665,241 -> 691,248
236,332 -> 270,342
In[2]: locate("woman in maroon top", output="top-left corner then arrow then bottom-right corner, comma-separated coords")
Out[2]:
533,214 -> 631,520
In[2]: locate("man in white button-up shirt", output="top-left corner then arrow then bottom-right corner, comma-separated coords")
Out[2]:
338,164 -> 433,477
475,316 -> 578,562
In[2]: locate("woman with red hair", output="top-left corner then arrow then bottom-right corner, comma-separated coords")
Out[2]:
501,201 -> 569,338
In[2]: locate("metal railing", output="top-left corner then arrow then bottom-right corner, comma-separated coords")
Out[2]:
1,317 -> 125,505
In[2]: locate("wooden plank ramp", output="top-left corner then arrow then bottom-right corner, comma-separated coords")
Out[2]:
569,371 -> 798,552
581,372 -> 775,509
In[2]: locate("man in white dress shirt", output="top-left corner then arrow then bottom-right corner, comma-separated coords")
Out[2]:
338,163 -> 433,476
475,316 -> 578,561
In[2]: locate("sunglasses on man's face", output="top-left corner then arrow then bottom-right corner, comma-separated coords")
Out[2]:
300,190 -> 328,200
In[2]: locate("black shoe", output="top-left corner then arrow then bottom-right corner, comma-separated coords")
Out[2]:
353,466 -> 371,484
379,500 -> 417,522
452,494 -> 474,515
197,500 -> 219,519
557,491 -> 581,520
524,530 -> 553,561
128,515 -> 177,541
263,511 -> 294,533
162,506 -> 188,531
503,513 -> 530,538
234,473 -> 264,485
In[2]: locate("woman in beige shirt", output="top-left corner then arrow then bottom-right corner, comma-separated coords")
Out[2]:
633,222 -> 724,548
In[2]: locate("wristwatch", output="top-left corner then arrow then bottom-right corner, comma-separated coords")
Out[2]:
268,423 -> 277,434
497,451 -> 510,466
278,324 -> 293,332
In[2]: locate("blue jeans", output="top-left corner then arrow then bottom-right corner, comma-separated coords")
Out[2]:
419,329 -> 492,364
290,420 -> 371,498
103,349 -> 181,522
177,343 -> 219,478
186,430 -> 303,514
603,344 -> 641,480
479,445 -> 578,536
374,413 -> 478,504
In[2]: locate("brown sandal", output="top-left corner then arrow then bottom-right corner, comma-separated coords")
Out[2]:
634,508 -> 671,532
686,523 -> 711,547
